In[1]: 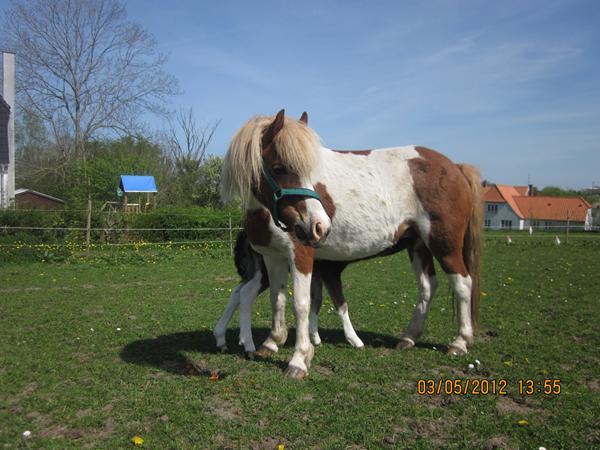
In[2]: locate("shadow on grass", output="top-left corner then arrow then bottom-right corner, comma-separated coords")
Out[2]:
120,327 -> 446,376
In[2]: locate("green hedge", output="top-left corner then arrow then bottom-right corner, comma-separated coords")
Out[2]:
0,206 -> 243,245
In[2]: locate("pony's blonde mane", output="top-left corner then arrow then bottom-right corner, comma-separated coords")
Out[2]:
221,115 -> 322,204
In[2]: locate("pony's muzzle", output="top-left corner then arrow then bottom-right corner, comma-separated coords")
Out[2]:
294,220 -> 329,247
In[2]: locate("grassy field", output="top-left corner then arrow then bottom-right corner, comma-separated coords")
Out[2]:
1,234 -> 599,449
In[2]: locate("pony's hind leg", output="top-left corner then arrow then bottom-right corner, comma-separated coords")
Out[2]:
397,241 -> 437,350
435,251 -> 474,355
446,271 -> 473,355
321,262 -> 364,349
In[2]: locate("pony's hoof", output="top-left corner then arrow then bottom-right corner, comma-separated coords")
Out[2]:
356,345 -> 365,351
246,351 -> 255,360
285,365 -> 307,380
218,345 -> 228,353
254,346 -> 275,359
447,345 -> 467,356
396,339 -> 415,351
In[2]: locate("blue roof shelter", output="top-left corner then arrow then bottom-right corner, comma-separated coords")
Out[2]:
118,175 -> 157,212
119,175 -> 157,193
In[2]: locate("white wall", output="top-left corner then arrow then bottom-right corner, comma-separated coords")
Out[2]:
484,202 -> 522,230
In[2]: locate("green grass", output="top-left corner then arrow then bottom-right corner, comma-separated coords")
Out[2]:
1,235 -> 599,449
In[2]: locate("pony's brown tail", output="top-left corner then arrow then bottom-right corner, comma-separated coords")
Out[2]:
457,164 -> 483,333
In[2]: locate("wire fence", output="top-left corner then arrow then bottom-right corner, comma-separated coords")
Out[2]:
1,208 -> 599,256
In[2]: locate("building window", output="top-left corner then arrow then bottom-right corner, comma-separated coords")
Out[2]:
484,219 -> 491,228
487,204 -> 498,213
532,221 -> 541,229
501,220 -> 512,229
544,221 -> 552,230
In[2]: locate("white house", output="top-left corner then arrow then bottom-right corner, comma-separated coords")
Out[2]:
483,184 -> 592,231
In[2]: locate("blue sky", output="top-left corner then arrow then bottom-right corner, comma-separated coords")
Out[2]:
10,0 -> 600,189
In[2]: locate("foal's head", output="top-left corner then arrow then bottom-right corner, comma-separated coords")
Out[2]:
222,109 -> 331,247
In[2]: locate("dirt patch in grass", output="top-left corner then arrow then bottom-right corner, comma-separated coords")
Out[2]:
207,398 -> 241,421
583,378 -> 600,392
23,409 -> 117,442
248,437 -> 285,450
383,417 -> 457,447
483,435 -> 515,450
480,330 -> 499,342
496,396 -> 539,416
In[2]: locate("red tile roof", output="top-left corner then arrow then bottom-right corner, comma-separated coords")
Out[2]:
483,184 -> 590,222
483,185 -> 504,202
513,196 -> 590,222
496,185 -> 526,218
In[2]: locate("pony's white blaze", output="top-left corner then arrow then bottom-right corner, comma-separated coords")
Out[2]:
300,176 -> 331,240
313,146 -> 429,260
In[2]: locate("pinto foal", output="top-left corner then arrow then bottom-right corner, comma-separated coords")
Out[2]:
213,230 -> 364,357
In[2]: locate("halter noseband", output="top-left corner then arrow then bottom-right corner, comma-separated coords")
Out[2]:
261,162 -> 322,231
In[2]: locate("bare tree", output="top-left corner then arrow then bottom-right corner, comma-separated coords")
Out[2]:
3,0 -> 178,159
166,107 -> 220,170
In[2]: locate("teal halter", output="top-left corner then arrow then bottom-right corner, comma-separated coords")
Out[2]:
261,162 -> 322,230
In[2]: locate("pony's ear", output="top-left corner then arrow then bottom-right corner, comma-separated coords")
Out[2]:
299,111 -> 308,125
262,109 -> 285,149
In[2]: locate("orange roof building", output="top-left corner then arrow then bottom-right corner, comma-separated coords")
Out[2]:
483,184 -> 592,231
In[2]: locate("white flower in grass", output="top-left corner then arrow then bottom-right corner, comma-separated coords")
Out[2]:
22,431 -> 32,439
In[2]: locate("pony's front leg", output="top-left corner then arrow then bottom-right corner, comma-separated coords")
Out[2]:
255,255 -> 289,358
285,256 -> 315,379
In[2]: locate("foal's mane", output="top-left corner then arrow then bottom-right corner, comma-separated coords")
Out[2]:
221,115 -> 322,203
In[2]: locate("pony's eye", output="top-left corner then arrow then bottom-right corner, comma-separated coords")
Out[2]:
272,164 -> 286,175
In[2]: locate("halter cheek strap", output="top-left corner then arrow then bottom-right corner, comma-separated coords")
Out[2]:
261,163 -> 322,230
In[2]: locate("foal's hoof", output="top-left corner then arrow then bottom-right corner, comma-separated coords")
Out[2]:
246,351 -> 255,360
254,346 -> 275,359
284,365 -> 307,380
396,339 -> 415,351
447,345 -> 467,356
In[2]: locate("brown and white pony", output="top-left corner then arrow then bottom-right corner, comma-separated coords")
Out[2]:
213,230 -> 364,356
221,109 -> 483,379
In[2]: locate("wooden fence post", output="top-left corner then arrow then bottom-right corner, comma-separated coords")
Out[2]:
85,197 -> 92,255
228,212 -> 233,256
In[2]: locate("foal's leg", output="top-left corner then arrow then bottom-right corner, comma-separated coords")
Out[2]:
255,256 -> 289,357
321,262 -> 364,349
397,241 -> 438,350
238,270 -> 266,356
309,269 -> 323,346
213,283 -> 242,351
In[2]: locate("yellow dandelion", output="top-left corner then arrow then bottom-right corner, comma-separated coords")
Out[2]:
517,419 -> 528,426
503,360 -> 513,367
131,435 -> 144,446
